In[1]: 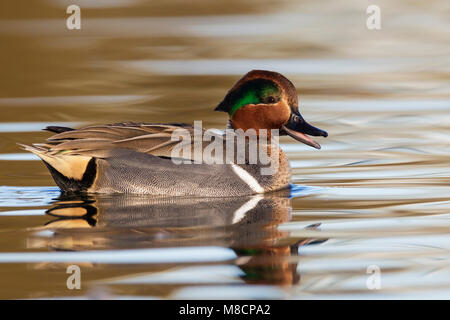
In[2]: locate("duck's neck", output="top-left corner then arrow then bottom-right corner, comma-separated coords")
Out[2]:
226,119 -> 281,142
222,119 -> 290,185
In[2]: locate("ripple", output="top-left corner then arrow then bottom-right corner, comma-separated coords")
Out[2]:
0,153 -> 40,161
119,58 -> 445,75
172,285 -> 286,299
0,122 -> 83,133
0,209 -> 46,216
107,265 -> 245,284
0,246 -> 237,264
0,186 -> 60,207
0,95 -> 150,107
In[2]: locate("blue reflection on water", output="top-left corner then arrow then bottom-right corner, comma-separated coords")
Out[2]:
0,186 -> 60,207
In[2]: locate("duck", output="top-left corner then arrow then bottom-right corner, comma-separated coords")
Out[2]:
21,70 -> 327,196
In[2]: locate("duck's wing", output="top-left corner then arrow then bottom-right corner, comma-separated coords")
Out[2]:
20,122 -> 236,193
35,122 -> 203,159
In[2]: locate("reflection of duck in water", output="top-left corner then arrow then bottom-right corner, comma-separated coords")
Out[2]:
22,70 -> 327,196
36,190 -> 325,287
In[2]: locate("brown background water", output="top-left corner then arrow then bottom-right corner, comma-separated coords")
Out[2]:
0,0 -> 449,299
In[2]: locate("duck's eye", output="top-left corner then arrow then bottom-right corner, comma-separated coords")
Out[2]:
266,96 -> 276,104
293,115 -> 302,123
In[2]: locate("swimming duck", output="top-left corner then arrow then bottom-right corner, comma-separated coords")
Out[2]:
22,70 -> 327,196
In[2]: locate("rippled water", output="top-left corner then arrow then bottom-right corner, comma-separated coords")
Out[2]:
0,0 -> 449,299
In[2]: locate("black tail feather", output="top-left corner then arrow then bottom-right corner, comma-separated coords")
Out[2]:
44,126 -> 75,134
43,158 -> 97,193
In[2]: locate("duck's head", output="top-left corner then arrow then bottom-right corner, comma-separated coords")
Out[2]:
215,70 -> 328,149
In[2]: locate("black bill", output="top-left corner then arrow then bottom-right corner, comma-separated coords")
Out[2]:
281,111 -> 328,149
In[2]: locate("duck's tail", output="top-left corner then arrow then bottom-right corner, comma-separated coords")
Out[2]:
19,143 -> 96,193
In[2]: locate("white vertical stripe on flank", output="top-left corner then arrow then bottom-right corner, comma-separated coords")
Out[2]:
232,195 -> 263,224
230,163 -> 264,194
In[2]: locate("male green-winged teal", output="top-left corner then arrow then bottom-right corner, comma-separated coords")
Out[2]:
22,70 -> 327,196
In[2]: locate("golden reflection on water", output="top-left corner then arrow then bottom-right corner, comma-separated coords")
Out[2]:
0,0 -> 449,299
35,192 -> 315,288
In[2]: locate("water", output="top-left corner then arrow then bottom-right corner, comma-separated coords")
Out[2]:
0,0 -> 449,299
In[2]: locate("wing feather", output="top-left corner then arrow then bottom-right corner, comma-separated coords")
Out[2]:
33,122 -> 217,161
